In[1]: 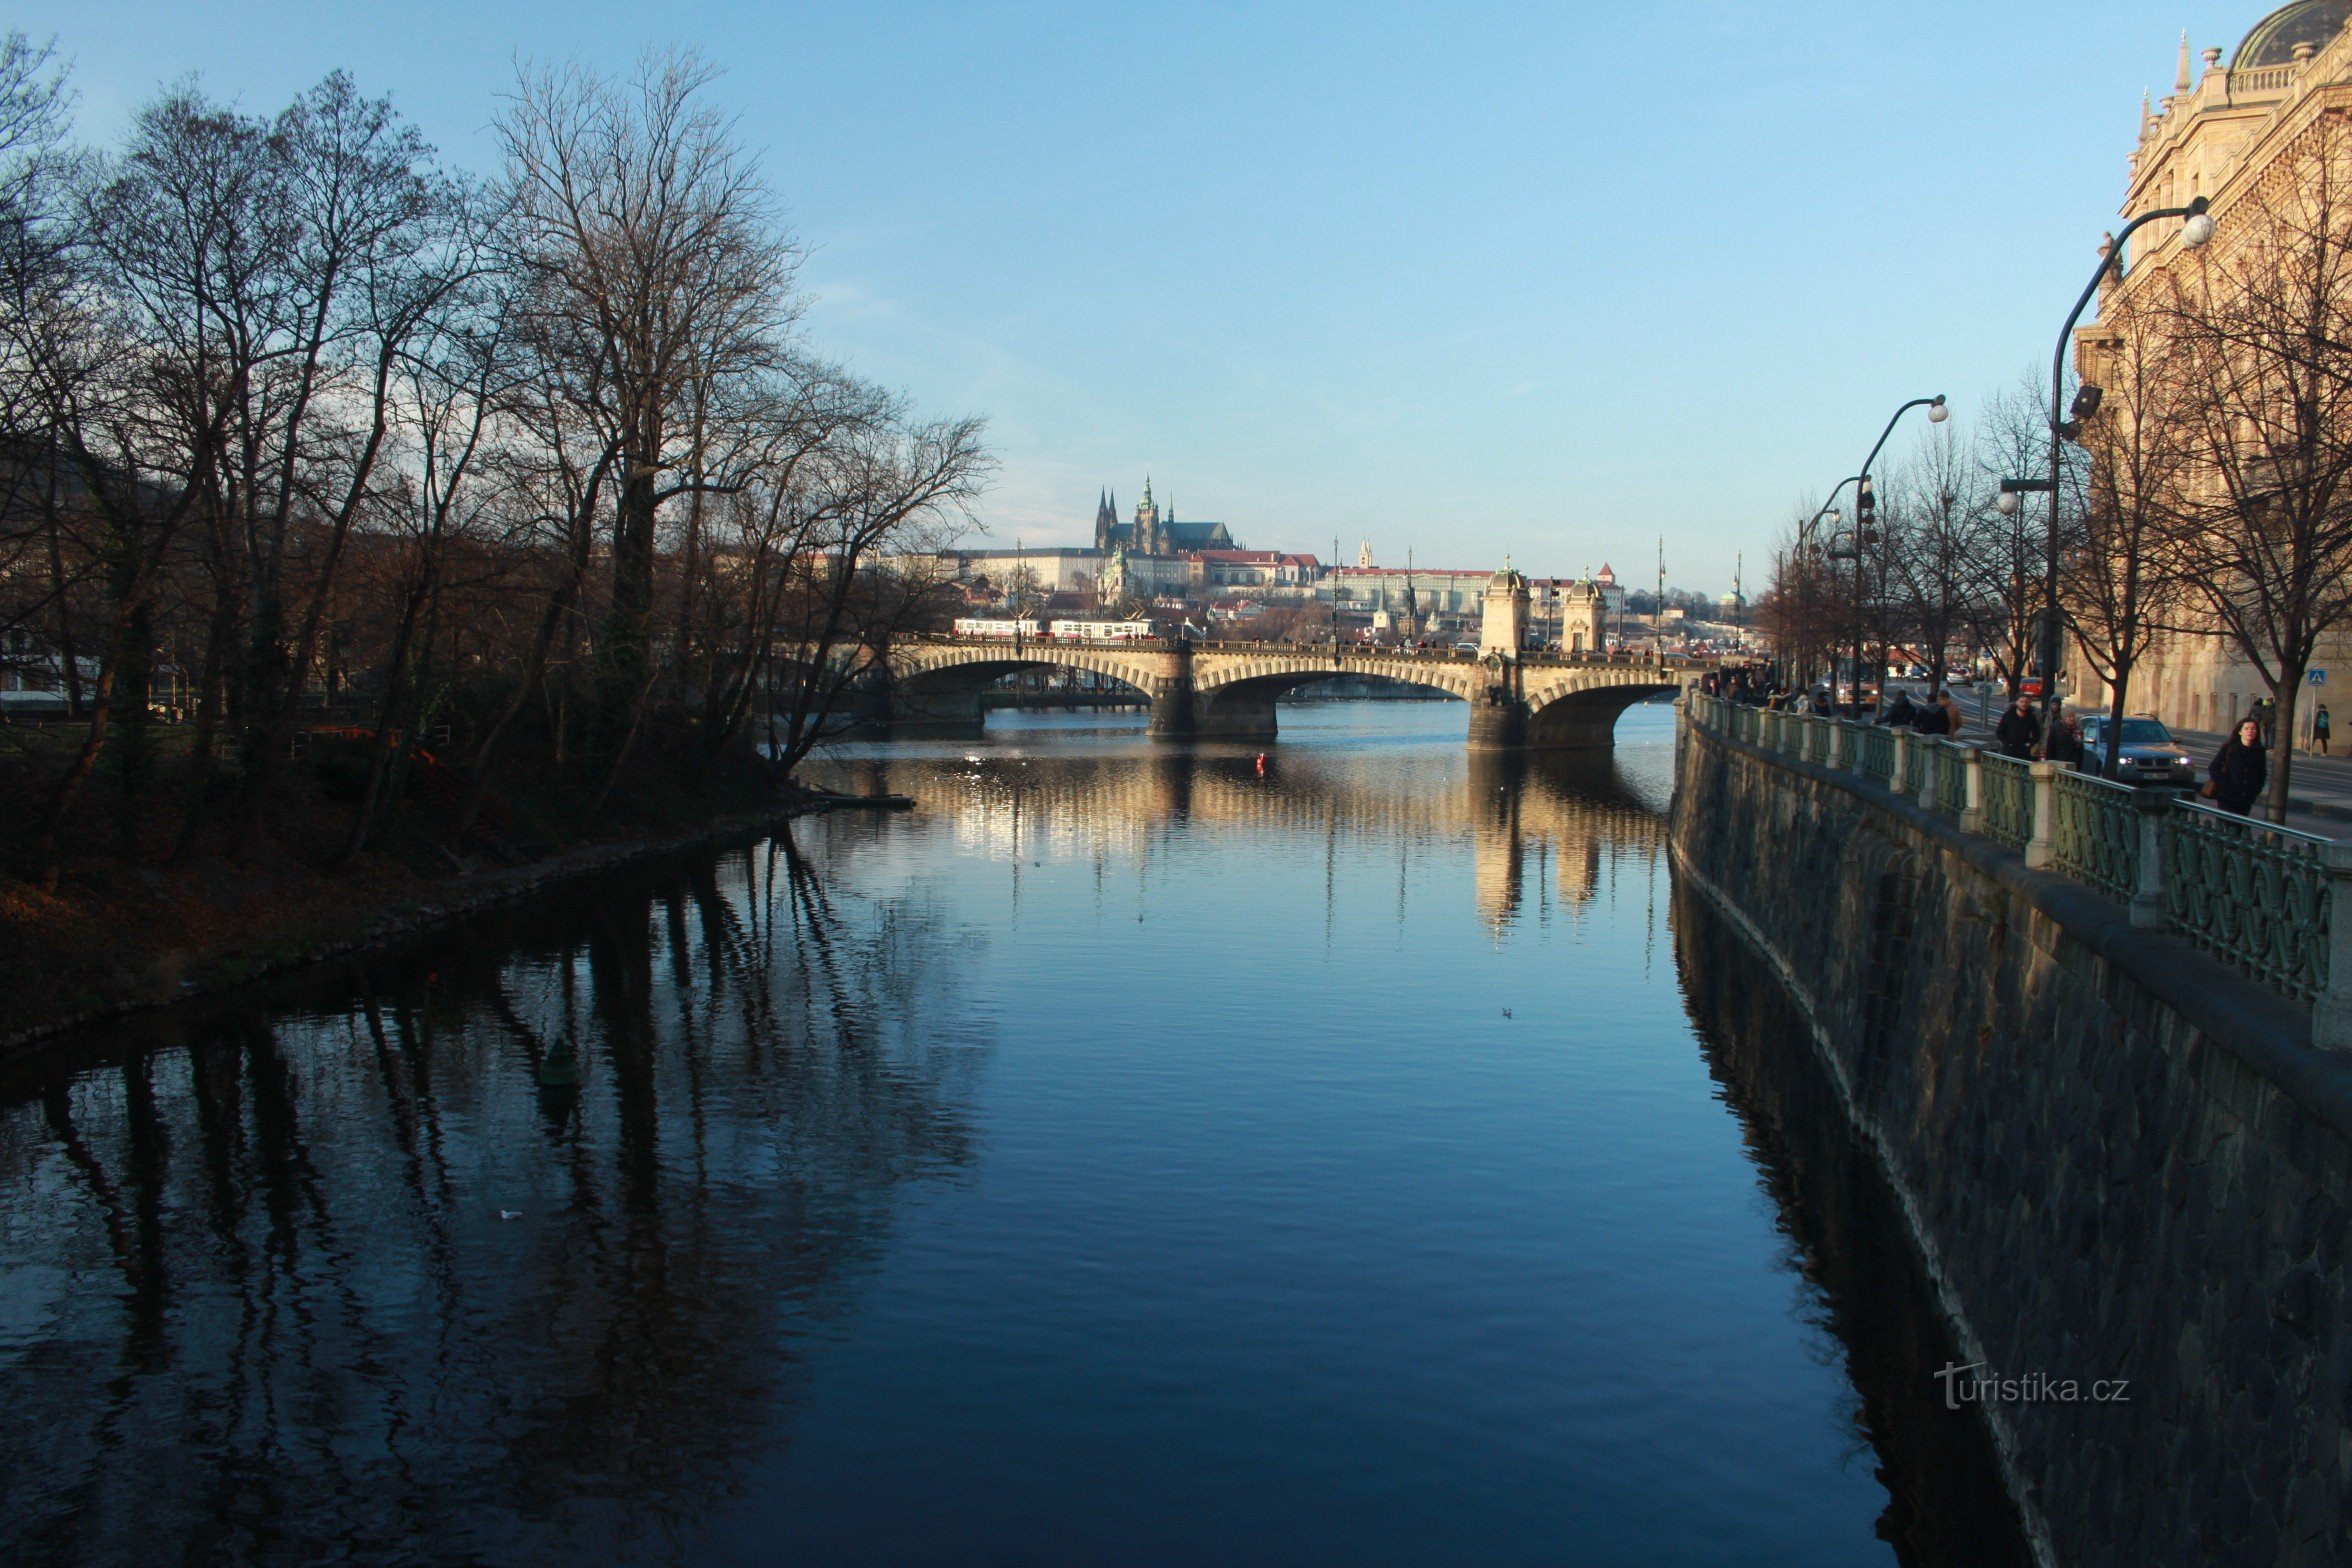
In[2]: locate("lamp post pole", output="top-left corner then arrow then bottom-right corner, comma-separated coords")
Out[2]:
1800,477 -> 1860,704
1802,393 -> 1949,717
1852,395 -> 1950,716
2031,196 -> 2214,746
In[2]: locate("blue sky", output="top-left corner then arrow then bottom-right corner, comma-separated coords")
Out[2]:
43,2 -> 2267,592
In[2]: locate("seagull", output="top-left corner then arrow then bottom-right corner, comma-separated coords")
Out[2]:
499,1210 -> 522,1221
1501,1008 -> 1513,1019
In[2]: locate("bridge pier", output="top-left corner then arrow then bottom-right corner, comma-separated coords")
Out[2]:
1466,698 -> 1528,751
883,678 -> 987,738
1147,682 -> 1198,740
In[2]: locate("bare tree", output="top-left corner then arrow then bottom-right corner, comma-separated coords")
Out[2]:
496,48 -> 801,744
2063,286 -> 2198,775
1884,418 -> 1985,704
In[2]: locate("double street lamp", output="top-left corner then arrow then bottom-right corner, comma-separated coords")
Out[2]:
2025,195 -> 2215,742
1800,396 -> 1948,713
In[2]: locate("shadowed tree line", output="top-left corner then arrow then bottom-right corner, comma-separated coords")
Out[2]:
0,35 -> 989,887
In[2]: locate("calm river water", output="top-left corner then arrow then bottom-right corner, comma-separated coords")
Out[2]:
0,701 -> 2028,1566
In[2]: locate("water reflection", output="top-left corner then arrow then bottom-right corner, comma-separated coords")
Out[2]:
0,840 -> 983,1565
811,731 -> 1665,937
1,705 -> 2023,1566
1673,881 -> 2032,1566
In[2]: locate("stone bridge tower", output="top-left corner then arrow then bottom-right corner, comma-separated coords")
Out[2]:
1478,563 -> 1531,658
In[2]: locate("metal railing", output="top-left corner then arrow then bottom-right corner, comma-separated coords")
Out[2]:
1685,690 -> 2352,1038
2051,768 -> 2142,903
1929,739 -> 1969,822
1854,724 -> 1896,784
1978,753 -> 2035,849
2162,803 -> 2332,1001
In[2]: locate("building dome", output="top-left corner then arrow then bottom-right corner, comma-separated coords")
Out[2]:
2234,0 -> 2352,67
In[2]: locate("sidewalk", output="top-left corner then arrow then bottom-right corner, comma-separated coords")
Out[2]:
2165,725 -> 2352,836
1942,710 -> 2352,840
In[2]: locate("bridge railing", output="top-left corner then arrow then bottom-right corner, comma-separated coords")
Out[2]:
1683,691 -> 2352,1043
900,631 -> 1717,673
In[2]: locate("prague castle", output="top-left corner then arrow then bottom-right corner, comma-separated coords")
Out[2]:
1091,479 -> 1235,555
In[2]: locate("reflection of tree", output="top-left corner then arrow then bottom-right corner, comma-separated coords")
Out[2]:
0,833 -> 982,1566
1670,881 -> 2031,1568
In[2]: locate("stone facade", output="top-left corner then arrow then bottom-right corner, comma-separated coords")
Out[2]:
1674,714 -> 2352,1567
2065,4 -> 2352,743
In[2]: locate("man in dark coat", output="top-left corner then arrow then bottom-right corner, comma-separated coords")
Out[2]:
1995,697 -> 2041,760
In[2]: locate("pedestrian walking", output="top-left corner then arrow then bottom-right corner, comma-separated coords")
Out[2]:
2316,703 -> 2331,757
1937,689 -> 1964,738
1995,696 -> 2040,760
2256,696 -> 2277,749
2206,718 -> 2268,817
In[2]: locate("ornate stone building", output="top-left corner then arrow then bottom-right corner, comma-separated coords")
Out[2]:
2066,1 -> 2352,743
1092,478 -> 1235,555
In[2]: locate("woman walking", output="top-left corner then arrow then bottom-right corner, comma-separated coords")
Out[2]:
2207,717 -> 2268,817
2316,703 -> 2331,757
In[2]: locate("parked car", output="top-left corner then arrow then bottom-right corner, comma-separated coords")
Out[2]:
2020,675 -> 2045,699
2077,715 -> 2198,787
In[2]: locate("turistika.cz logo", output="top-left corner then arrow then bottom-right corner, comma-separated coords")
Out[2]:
1935,1363 -> 2131,1411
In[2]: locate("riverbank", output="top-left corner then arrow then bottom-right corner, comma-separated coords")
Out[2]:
1673,708 -> 2352,1568
0,760 -> 874,1052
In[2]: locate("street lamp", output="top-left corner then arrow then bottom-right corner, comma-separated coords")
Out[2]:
1853,395 -> 1948,711
2031,196 -> 2214,744
1795,395 -> 1947,715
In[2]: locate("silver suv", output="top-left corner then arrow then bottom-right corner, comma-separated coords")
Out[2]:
2077,715 -> 2198,787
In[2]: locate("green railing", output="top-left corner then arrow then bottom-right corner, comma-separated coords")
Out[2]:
1686,691 -> 2350,1032
2162,803 -> 2332,1001
1853,724 -> 1896,785
1978,753 -> 2035,849
1929,740 -> 1969,821
2051,769 -> 2142,903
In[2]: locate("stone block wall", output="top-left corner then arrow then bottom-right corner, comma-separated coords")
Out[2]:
1673,717 -> 2352,1568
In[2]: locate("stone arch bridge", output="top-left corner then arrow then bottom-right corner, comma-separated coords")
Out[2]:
881,637 -> 1718,749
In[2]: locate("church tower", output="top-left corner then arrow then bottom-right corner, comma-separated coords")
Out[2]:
1134,476 -> 1162,555
1094,488 -> 1116,552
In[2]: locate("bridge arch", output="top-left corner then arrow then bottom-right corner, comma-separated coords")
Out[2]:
885,642 -> 1175,732
1188,656 -> 1479,739
1521,678 -> 1683,749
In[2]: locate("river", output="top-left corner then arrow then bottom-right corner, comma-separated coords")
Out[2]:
0,700 -> 2028,1566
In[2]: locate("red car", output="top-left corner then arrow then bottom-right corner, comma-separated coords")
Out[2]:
2020,676 -> 2045,699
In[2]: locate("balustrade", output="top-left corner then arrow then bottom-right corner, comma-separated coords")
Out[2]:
1686,694 -> 2352,1044
1978,753 -> 2035,849
2051,769 -> 2142,902
2162,803 -> 2332,1002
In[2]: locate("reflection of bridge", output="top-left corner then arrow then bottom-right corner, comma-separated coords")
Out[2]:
883,638 -> 1716,748
810,744 -> 1668,934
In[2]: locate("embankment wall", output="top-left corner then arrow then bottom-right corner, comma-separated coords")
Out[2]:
1672,716 -> 2352,1568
